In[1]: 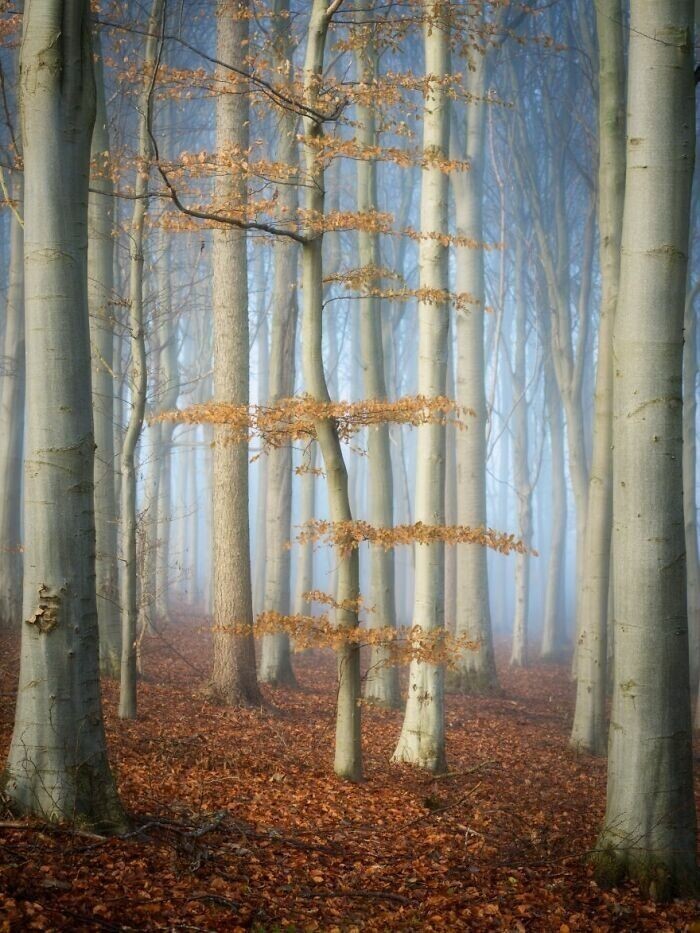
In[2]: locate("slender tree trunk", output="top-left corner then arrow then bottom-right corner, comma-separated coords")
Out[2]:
301,0 -> 362,781
392,0 -> 450,773
356,10 -> 400,709
4,0 -> 125,831
89,35 -> 120,674
118,0 -> 164,720
540,343 -> 568,660
510,240 -> 531,668
260,0 -> 299,686
0,175 -> 24,629
252,248 -> 269,616
451,27 -> 498,693
293,443 -> 317,617
570,0 -> 625,755
595,0 -> 697,896
208,0 -> 261,706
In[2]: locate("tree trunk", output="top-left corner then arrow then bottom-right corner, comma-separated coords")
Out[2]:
208,0 -> 261,706
119,0 -> 164,720
0,175 -> 24,630
356,9 -> 400,709
252,247 -> 269,616
451,26 -> 498,693
3,0 -> 125,831
540,339 -> 567,660
392,0 -> 450,774
301,0 -> 362,781
685,282 -> 700,702
510,239 -> 531,668
595,0 -> 697,896
570,0 -> 625,755
260,0 -> 299,687
89,34 -> 120,675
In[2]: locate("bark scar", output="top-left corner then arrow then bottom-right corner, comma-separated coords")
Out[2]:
26,583 -> 66,634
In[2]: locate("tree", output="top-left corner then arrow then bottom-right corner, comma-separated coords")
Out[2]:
392,0 -> 450,773
89,30 -> 121,677
595,0 -> 697,896
119,0 -> 165,720
0,174 -> 24,630
570,0 -> 625,755
450,7 -> 498,692
356,4 -> 400,709
208,0 -> 262,706
3,0 -> 125,830
259,0 -> 300,688
300,0 -> 363,781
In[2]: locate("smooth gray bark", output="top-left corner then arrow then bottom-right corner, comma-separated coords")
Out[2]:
570,0 -> 625,755
595,0 -> 697,896
301,0 -> 362,781
356,10 -> 400,709
118,0 -> 164,720
260,0 -> 300,686
0,175 -> 24,629
4,0 -> 125,831
89,35 -> 120,676
392,0 -> 450,773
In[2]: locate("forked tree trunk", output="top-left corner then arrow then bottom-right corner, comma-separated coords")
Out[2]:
3,0 -> 125,831
595,0 -> 697,896
89,33 -> 120,676
570,0 -> 625,755
451,21 -> 498,693
356,9 -> 400,709
208,0 -> 261,706
260,0 -> 300,686
0,175 -> 24,629
392,0 -> 450,774
119,0 -> 164,720
301,0 -> 362,781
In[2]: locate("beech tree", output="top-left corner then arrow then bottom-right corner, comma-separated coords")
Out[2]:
3,0 -> 125,829
595,0 -> 696,895
392,0 -> 450,773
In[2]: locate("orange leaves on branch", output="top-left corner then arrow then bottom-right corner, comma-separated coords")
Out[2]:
155,394 -> 467,448
212,612 -> 480,668
295,519 -> 531,557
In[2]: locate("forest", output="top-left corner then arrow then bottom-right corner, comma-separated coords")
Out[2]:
0,0 -> 697,929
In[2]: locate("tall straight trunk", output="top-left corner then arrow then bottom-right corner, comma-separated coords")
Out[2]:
260,0 -> 299,685
4,0 -> 125,830
510,239 -> 531,668
301,0 -> 362,781
570,0 -> 625,755
595,0 -> 696,896
252,248 -> 269,616
208,0 -> 261,706
0,175 -> 24,629
118,0 -> 164,720
356,9 -> 400,709
154,231 -> 179,622
393,0 -> 450,773
444,335 -> 457,637
89,34 -> 120,675
540,329 -> 568,659
293,442 -> 316,617
451,24 -> 498,693
685,282 -> 700,702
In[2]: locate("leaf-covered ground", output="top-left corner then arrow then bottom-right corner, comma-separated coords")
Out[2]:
0,627 -> 698,931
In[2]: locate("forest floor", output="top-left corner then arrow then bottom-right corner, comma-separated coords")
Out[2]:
0,627 -> 698,931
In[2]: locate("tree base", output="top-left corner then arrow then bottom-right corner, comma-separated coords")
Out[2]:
201,679 -> 263,708
592,843 -> 698,901
446,667 -> 501,696
258,664 -> 297,690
